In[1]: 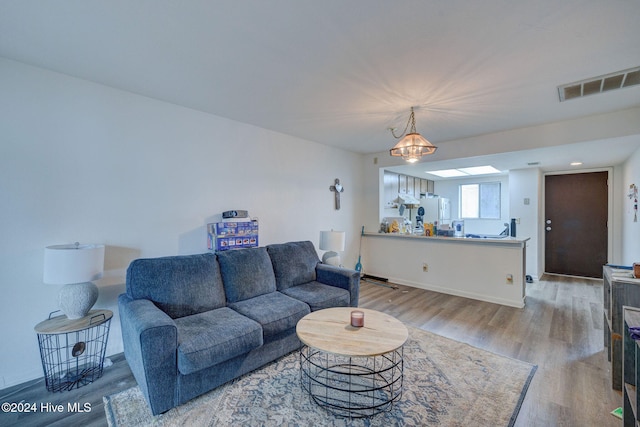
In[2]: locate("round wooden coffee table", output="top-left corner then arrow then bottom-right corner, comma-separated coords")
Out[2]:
296,307 -> 409,418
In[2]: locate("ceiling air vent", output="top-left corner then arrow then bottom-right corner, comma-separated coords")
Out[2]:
558,66 -> 640,102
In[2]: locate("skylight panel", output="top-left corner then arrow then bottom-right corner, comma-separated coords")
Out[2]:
426,165 -> 501,178
458,166 -> 501,175
427,169 -> 467,178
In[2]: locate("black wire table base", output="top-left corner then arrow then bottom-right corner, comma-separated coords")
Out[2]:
36,314 -> 111,392
299,345 -> 404,418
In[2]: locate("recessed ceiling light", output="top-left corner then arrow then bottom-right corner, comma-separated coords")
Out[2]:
570,162 -> 583,166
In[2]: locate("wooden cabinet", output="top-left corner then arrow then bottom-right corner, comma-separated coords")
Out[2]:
383,171 -> 399,208
420,179 -> 433,195
604,266 -> 640,390
398,174 -> 407,195
382,171 -> 434,207
405,176 -> 415,196
623,307 -> 640,426
413,179 -> 421,198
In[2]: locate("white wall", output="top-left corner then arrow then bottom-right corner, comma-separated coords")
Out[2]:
509,168 -> 542,278
621,146 -> 640,264
0,58 -> 365,389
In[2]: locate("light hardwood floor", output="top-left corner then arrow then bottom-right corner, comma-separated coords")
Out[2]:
0,275 -> 621,426
359,274 -> 620,427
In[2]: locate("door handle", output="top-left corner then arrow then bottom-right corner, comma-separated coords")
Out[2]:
546,219 -> 551,224
546,226 -> 551,231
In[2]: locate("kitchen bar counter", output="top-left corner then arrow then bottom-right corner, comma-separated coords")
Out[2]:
362,232 -> 529,307
365,232 -> 528,245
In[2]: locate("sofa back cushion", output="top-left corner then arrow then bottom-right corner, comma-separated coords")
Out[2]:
126,252 -> 226,319
266,241 -> 319,290
217,247 -> 277,303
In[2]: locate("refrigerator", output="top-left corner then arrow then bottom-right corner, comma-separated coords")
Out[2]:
420,197 -> 451,225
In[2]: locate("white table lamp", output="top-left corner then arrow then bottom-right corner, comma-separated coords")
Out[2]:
319,230 -> 345,267
43,243 -> 105,319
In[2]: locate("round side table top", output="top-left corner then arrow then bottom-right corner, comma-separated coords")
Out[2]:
34,309 -> 113,334
296,307 -> 408,357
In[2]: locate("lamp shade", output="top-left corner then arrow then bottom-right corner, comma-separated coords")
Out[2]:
43,244 -> 105,285
389,133 -> 437,163
319,231 -> 345,252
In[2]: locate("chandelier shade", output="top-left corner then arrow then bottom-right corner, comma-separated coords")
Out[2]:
390,133 -> 437,163
389,107 -> 437,163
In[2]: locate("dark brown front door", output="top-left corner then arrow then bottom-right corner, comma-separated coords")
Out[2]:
544,171 -> 608,278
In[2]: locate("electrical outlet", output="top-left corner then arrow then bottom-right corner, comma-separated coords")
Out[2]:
423,263 -> 428,272
506,274 -> 513,284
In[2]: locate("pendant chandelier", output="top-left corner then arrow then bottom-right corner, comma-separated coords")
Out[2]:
389,107 -> 437,163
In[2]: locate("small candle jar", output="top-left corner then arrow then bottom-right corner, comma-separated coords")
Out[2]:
350,310 -> 364,327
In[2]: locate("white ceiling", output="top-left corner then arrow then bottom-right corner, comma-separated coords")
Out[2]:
1,1 -> 639,173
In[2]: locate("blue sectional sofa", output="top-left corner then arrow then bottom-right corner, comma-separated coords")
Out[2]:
118,241 -> 360,415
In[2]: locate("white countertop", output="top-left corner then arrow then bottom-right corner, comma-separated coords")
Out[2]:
364,232 -> 529,245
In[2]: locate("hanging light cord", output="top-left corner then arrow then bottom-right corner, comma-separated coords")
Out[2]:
390,107 -> 417,139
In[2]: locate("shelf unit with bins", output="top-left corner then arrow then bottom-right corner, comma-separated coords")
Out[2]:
623,306 -> 640,426
604,265 -> 640,390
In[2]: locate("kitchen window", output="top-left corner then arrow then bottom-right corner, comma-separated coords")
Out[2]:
460,182 -> 501,219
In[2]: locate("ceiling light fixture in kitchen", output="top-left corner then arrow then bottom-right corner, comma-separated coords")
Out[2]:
389,107 -> 437,163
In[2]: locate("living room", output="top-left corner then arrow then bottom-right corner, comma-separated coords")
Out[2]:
1,2 -> 640,426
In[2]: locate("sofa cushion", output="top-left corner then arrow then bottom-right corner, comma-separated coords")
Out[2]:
280,281 -> 350,311
266,241 -> 320,291
229,292 -> 310,338
217,247 -> 277,303
126,253 -> 226,319
175,307 -> 263,375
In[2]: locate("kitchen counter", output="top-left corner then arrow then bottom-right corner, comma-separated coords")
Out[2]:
361,232 -> 529,307
365,232 -> 528,246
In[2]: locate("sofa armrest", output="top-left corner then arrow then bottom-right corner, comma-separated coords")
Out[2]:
315,264 -> 360,307
118,294 -> 178,415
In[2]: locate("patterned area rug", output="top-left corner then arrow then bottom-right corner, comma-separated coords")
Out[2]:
104,327 -> 536,426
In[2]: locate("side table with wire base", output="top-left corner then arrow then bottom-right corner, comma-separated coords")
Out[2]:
34,309 -> 112,392
299,345 -> 404,418
296,307 -> 408,418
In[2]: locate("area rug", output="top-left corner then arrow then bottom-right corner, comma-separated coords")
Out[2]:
104,327 -> 536,426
